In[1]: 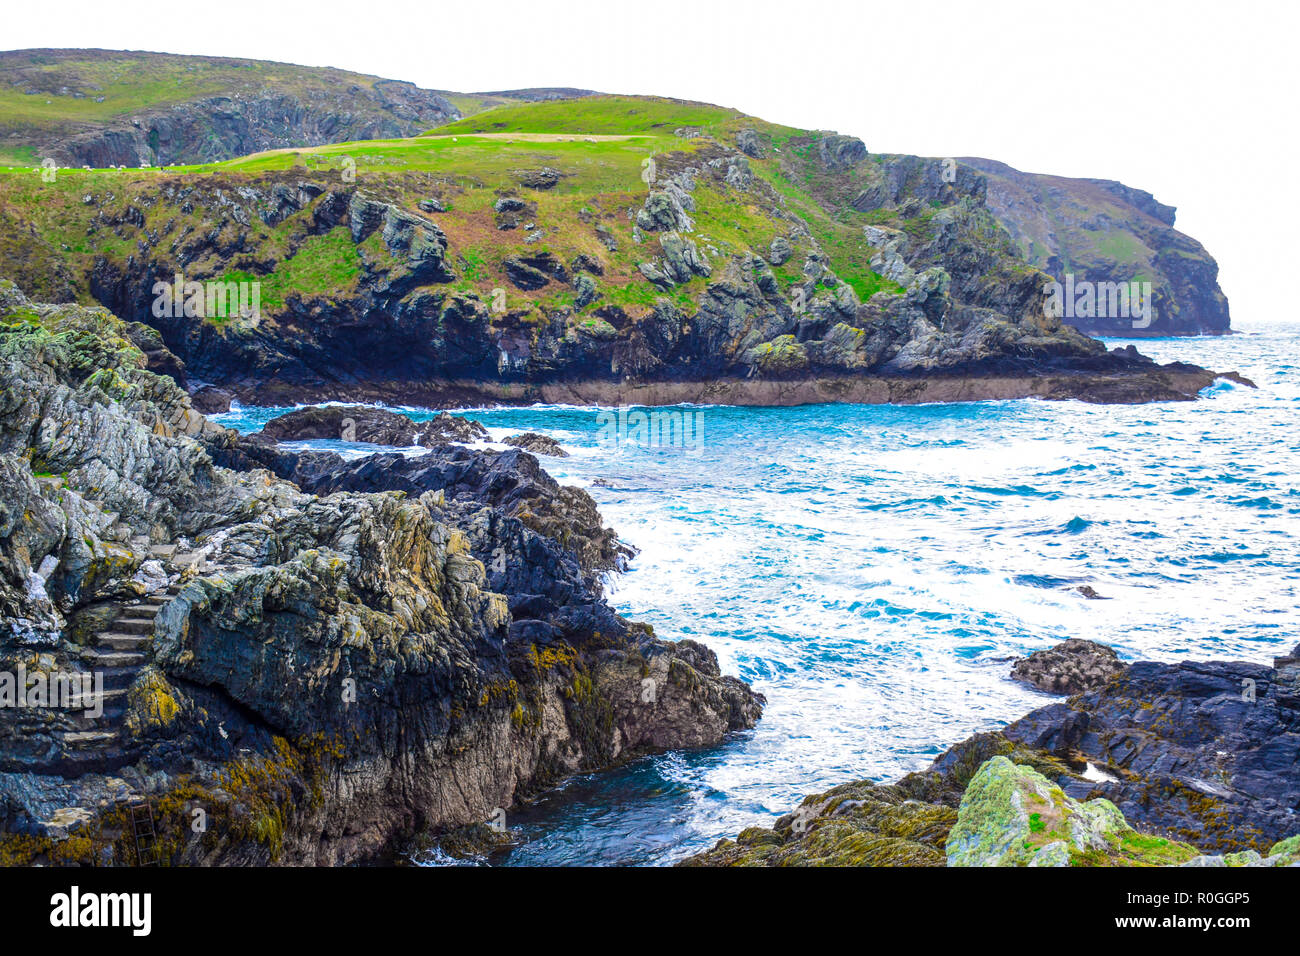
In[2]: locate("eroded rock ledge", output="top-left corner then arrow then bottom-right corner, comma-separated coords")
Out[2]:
0,282 -> 762,866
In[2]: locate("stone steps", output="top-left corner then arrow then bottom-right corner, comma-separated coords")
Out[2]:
98,665 -> 143,691
81,647 -> 145,669
66,688 -> 128,718
51,538 -> 199,772
97,633 -> 150,652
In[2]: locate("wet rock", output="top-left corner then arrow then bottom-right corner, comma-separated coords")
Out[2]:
260,405 -> 487,446
503,433 -> 569,457
1005,646 -> 1300,852
691,643 -> 1300,865
1011,638 -> 1126,695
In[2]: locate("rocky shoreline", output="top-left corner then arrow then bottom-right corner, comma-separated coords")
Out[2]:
0,282 -> 762,865
684,639 -> 1300,866
212,362 -> 1245,410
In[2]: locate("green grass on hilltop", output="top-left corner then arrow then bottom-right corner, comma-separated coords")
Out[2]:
433,95 -> 748,137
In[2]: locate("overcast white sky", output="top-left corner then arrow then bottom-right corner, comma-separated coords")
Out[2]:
5,0 -> 1296,325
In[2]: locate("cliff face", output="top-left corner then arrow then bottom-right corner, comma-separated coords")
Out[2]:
963,158 -> 1231,337
0,281 -> 762,865
0,49 -> 460,167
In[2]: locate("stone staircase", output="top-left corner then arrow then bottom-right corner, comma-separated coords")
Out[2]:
54,543 -> 204,774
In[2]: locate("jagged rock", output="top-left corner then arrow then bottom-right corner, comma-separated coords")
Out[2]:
122,322 -> 187,387
503,433 -> 569,457
658,233 -> 711,283
636,179 -> 695,233
724,158 -> 752,189
692,640 -> 1300,866
746,335 -> 808,374
574,273 -> 600,309
817,133 -> 867,170
493,195 -> 535,230
1005,645 -> 1300,851
768,236 -> 792,266
1011,638 -> 1126,695
504,257 -> 550,291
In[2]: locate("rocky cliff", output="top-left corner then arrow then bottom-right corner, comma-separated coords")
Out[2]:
0,282 -> 762,865
0,95 -> 1241,407
963,158 -> 1231,337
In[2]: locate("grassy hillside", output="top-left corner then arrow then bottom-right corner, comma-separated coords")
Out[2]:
0,48 -> 462,166
0,93 -> 909,316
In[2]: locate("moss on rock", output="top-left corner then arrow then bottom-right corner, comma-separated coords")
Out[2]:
947,756 -> 1199,867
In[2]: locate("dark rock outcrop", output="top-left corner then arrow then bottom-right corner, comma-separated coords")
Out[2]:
260,405 -> 488,446
1005,646 -> 1300,852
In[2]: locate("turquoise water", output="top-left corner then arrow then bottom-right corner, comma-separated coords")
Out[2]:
214,323 -> 1300,865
